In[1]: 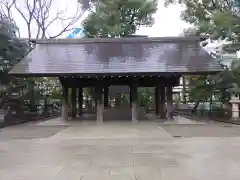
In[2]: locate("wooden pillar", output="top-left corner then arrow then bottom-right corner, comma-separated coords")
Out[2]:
181,76 -> 187,104
104,86 -> 109,108
78,88 -> 83,116
160,84 -> 166,119
166,82 -> 173,120
96,86 -> 103,124
71,87 -> 77,118
94,88 -> 98,108
62,85 -> 68,121
129,86 -> 132,108
130,84 -> 138,122
155,86 -> 159,116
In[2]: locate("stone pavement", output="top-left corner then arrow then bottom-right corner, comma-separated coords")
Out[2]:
0,117 -> 240,180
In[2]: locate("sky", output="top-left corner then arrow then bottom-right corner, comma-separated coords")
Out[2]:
12,0 -> 191,38
136,1 -> 191,37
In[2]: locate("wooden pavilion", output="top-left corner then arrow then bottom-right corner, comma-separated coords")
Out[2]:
9,37 -> 223,123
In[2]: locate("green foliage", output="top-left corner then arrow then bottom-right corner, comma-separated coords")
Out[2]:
165,0 -> 240,103
0,17 -> 29,85
81,0 -> 158,107
165,0 -> 240,40
188,75 -> 212,101
0,19 -> 28,66
138,87 -> 154,110
51,88 -> 62,99
83,0 -> 157,37
0,17 -> 30,114
187,62 -> 240,104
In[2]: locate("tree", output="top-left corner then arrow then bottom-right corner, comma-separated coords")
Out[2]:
164,0 -> 240,45
0,15 -> 28,78
0,0 -> 84,39
81,0 -> 157,107
164,0 -> 240,107
0,15 -> 29,114
82,0 -> 157,37
0,14 -> 26,61
0,0 -> 86,112
179,27 -> 200,104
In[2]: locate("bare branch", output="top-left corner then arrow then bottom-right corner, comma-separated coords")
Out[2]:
14,3 -> 28,24
44,10 -> 65,30
43,0 -> 53,20
3,0 -> 85,39
0,0 -> 16,21
34,5 -> 42,39
49,4 -> 85,39
25,0 -> 37,23
0,0 -> 21,37
15,0 -> 40,39
34,0 -> 47,38
31,0 -> 84,39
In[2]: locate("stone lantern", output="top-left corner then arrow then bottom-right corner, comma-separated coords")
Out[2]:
229,94 -> 240,120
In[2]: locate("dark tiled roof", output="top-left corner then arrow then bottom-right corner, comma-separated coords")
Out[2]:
9,37 -> 223,76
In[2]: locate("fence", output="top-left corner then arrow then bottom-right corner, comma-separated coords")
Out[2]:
175,108 -> 231,120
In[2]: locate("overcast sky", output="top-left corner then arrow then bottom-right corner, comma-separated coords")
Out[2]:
13,0 -> 191,38
136,1 -> 191,37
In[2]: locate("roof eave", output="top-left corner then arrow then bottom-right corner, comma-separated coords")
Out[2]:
27,36 -> 209,44
8,70 -> 223,77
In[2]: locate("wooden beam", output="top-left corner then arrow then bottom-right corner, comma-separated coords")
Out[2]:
155,86 -> 160,116
129,85 -> 132,108
71,87 -> 77,118
166,81 -> 173,120
96,86 -> 103,124
130,83 -> 138,122
62,85 -> 69,121
60,76 -> 171,87
104,86 -> 109,108
78,88 -> 83,116
159,83 -> 166,119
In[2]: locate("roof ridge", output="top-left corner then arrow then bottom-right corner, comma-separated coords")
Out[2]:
30,36 -> 207,44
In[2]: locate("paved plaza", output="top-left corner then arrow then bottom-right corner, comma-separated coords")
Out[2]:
1,117 -> 240,180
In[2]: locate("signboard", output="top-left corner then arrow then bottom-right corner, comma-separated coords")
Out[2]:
67,28 -> 83,38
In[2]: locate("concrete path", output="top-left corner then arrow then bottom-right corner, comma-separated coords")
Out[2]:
0,117 -> 240,180
162,116 -> 207,125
